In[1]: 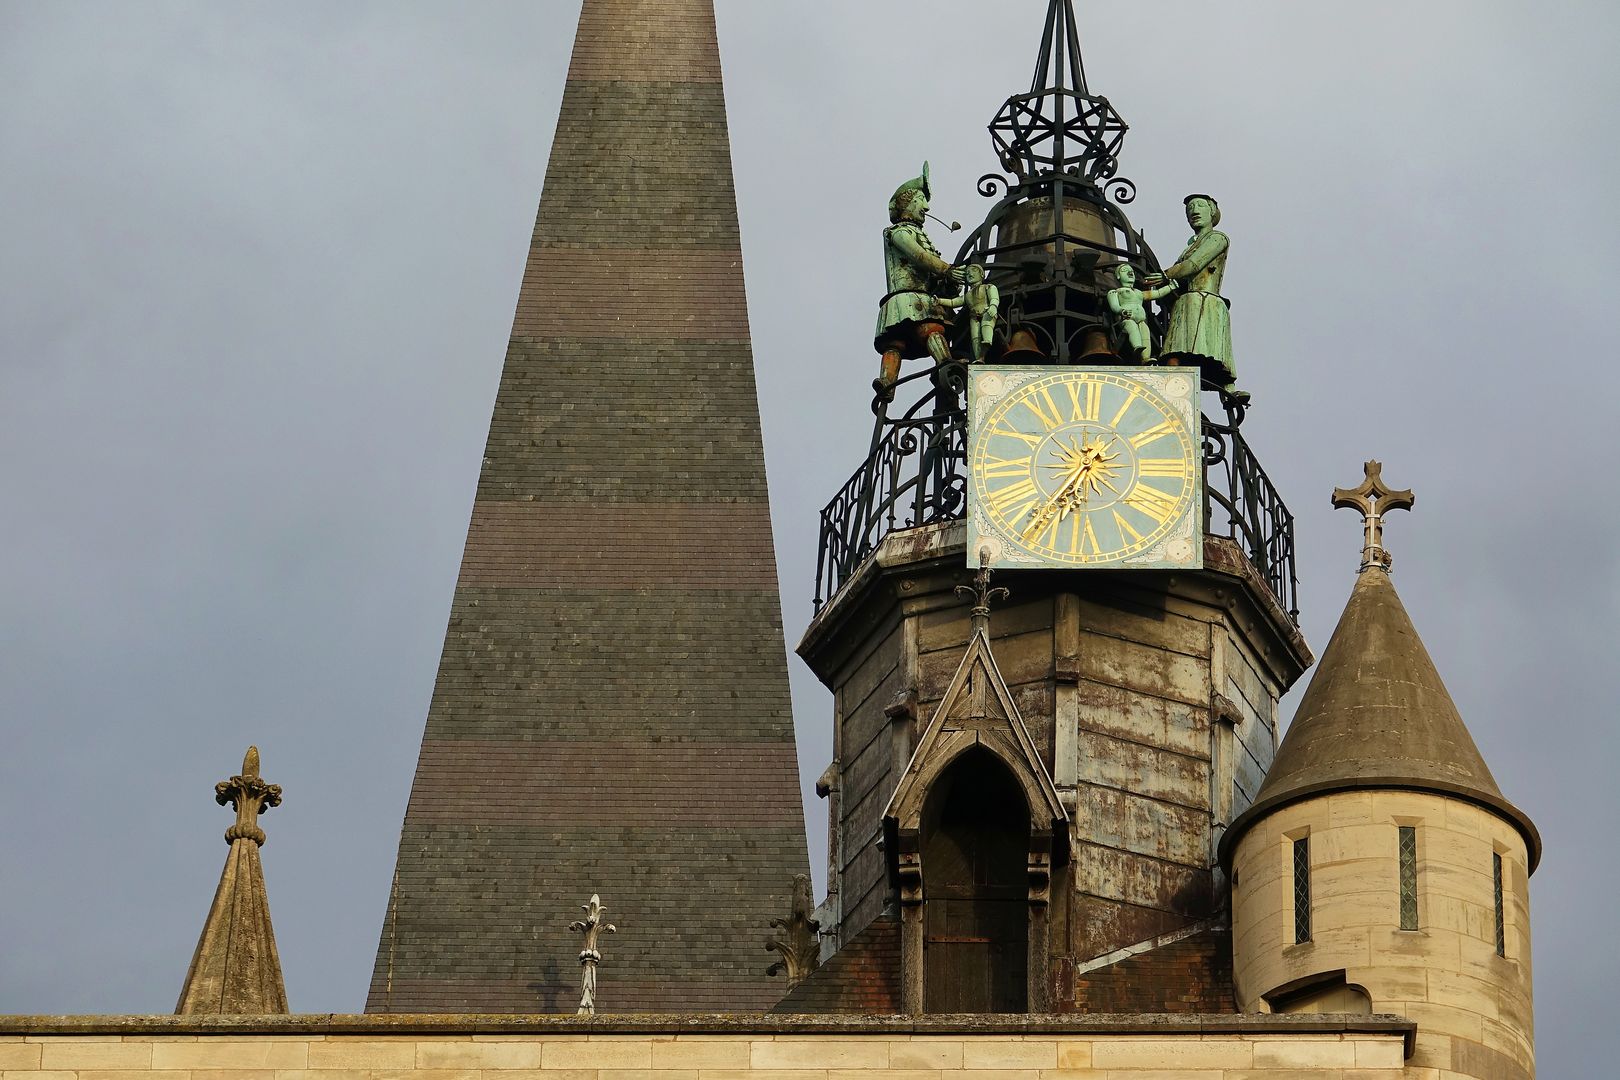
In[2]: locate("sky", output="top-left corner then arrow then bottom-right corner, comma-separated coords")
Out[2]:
0,0 -> 1616,1071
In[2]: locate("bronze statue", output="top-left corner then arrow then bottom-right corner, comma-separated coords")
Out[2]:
873,163 -> 967,402
1105,263 -> 1178,363
1148,194 -> 1237,395
944,263 -> 1000,362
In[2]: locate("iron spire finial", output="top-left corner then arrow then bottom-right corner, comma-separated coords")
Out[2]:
1332,461 -> 1414,573
989,0 -> 1127,181
957,546 -> 1010,634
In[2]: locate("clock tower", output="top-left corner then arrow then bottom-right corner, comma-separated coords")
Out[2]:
794,0 -> 1312,1014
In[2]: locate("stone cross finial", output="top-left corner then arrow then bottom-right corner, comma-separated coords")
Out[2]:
1332,461 -> 1414,573
215,745 -> 282,846
568,893 -> 616,1015
957,546 -> 1009,634
765,873 -> 821,989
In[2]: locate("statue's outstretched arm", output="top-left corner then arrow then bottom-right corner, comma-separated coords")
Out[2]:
889,226 -> 953,277
1164,231 -> 1229,281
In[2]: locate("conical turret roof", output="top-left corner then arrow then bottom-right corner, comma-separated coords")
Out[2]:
1224,471 -> 1539,870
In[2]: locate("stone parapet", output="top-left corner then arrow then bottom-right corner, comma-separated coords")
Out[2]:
0,1013 -> 1417,1078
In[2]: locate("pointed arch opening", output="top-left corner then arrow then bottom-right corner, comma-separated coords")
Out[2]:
920,746 -> 1030,1013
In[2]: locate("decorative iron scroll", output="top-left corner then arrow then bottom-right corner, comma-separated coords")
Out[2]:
813,405 -> 1298,622
1201,411 -> 1299,619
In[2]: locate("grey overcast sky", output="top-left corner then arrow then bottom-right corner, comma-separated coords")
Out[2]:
1,0 -> 1615,1072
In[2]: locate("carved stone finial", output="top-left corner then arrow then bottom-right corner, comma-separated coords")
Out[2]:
957,547 -> 1010,634
764,874 -> 821,989
176,745 -> 288,1014
568,893 -> 616,1015
1332,460 -> 1414,573
215,745 -> 282,846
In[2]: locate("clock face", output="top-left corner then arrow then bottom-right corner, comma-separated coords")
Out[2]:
967,367 -> 1202,570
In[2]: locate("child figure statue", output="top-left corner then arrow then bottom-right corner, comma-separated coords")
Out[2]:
1106,263 -> 1178,363
944,264 -> 1000,362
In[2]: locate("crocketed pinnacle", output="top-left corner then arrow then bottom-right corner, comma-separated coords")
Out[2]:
175,746 -> 288,1014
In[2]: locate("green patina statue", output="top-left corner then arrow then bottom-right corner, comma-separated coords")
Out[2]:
1147,194 -> 1237,394
873,162 -> 967,402
944,263 -> 1000,362
1105,263 -> 1178,363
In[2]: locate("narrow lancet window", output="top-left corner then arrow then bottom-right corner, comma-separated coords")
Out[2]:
1398,826 -> 1419,930
1292,837 -> 1311,944
1493,852 -> 1506,957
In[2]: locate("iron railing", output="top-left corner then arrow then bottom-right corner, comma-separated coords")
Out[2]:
812,405 -> 1298,621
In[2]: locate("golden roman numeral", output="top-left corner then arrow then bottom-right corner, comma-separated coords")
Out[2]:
986,477 -> 1040,516
980,454 -> 1032,479
1138,457 -> 1189,479
1031,513 -> 1061,549
1066,380 -> 1103,422
1080,515 -> 1100,556
1123,482 -> 1181,525
1110,387 -> 1140,427
1112,509 -> 1144,544
990,425 -> 1044,448
1023,391 -> 1062,432
1129,419 -> 1178,449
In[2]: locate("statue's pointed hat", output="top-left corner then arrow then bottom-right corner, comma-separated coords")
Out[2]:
888,161 -> 931,222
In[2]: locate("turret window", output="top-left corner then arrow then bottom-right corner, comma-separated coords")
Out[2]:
1397,826 -> 1419,930
1292,837 -> 1311,943
1493,852 -> 1506,956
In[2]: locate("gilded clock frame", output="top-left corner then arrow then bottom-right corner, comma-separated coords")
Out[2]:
966,366 -> 1203,571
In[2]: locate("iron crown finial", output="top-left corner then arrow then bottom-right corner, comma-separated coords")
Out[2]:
957,547 -> 1010,633
988,0 -> 1127,181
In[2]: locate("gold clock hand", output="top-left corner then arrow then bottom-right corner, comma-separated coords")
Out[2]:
1022,465 -> 1088,541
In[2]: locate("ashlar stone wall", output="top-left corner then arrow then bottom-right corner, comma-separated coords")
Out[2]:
1232,790 -> 1534,1080
0,1017 -> 1422,1080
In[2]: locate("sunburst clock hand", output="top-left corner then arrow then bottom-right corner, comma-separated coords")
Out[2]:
1022,464 -> 1088,541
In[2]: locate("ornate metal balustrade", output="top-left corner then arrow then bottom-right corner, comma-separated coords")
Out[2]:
1202,412 -> 1299,618
812,401 -> 1298,621
812,0 -> 1298,621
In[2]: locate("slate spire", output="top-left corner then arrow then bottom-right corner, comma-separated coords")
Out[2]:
368,0 -> 809,1012
1224,464 -> 1540,868
176,746 -> 288,1015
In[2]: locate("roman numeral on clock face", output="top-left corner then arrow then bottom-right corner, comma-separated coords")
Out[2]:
1022,389 -> 1063,432
980,454 -> 1032,479
986,477 -> 1041,524
990,424 -> 1044,448
1067,380 -> 1103,422
1129,419 -> 1178,449
1123,482 -> 1181,525
1138,457 -> 1189,479
1112,509 -> 1145,544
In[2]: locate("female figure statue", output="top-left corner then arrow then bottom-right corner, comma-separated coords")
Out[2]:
1148,194 -> 1238,397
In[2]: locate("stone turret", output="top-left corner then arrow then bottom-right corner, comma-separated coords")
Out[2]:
1224,463 -> 1538,1079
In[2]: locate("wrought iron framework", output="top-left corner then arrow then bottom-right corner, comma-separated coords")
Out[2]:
990,0 -> 1127,183
812,400 -> 1298,621
813,0 -> 1299,622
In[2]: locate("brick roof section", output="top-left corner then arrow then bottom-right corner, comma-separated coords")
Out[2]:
771,915 -> 902,1014
1065,929 -> 1236,1013
367,0 -> 809,1013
